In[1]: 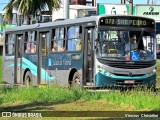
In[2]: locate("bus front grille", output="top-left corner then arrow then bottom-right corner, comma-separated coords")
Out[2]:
97,58 -> 156,69
113,73 -> 145,76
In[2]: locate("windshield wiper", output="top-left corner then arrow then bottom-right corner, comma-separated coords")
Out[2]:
137,29 -> 144,45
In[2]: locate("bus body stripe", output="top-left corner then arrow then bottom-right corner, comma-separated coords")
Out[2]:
7,57 -> 55,81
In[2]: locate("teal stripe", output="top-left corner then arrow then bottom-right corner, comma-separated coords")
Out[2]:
7,57 -> 55,81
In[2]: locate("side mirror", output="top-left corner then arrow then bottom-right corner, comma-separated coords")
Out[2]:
95,39 -> 100,49
148,43 -> 152,47
95,38 -> 99,42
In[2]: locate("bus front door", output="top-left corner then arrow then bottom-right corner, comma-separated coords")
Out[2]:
14,34 -> 23,84
38,32 -> 50,85
83,27 -> 94,87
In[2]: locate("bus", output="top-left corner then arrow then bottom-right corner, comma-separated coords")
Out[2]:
3,15 -> 156,88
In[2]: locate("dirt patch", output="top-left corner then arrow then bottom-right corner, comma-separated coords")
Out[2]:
0,100 -> 136,111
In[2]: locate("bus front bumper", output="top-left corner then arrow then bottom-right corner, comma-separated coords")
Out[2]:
95,72 -> 156,88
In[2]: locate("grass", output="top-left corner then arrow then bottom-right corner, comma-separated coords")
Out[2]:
0,56 -> 2,83
156,60 -> 160,87
157,59 -> 160,67
0,85 -> 160,111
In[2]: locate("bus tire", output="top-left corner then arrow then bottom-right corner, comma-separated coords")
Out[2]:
24,71 -> 32,86
70,72 -> 80,88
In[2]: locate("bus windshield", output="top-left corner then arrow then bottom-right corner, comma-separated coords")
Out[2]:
96,29 -> 155,61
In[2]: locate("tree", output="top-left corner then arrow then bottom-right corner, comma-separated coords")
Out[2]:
4,0 -> 61,25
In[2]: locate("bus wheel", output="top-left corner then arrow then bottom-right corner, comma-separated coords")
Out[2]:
24,71 -> 32,86
70,72 -> 80,88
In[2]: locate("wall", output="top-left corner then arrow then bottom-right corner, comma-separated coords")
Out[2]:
136,5 -> 160,21
97,3 -> 136,15
52,5 -> 96,21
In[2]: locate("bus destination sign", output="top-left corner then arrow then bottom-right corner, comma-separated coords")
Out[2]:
99,17 -> 155,27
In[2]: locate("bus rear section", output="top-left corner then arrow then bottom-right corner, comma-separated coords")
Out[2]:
93,16 -> 156,88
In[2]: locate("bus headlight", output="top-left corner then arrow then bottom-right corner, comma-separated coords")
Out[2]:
97,65 -> 100,68
99,68 -> 103,72
153,69 -> 156,73
97,65 -> 103,72
109,73 -> 113,77
146,70 -> 156,77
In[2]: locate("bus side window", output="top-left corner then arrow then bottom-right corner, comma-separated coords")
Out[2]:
5,33 -> 15,55
76,38 -> 82,51
25,43 -> 31,53
51,28 -> 65,52
67,26 -> 82,51
31,42 -> 37,53
24,32 -> 30,53
24,31 -> 37,54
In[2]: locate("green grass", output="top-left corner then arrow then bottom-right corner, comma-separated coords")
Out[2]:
0,56 -> 2,83
156,60 -> 160,87
157,59 -> 160,68
0,85 -> 160,111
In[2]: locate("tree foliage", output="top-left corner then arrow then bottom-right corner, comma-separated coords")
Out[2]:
4,0 -> 61,24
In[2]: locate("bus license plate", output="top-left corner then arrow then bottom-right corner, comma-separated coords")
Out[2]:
124,80 -> 135,84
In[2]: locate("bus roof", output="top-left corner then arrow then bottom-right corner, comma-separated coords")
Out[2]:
5,15 -> 99,32
5,15 -> 155,32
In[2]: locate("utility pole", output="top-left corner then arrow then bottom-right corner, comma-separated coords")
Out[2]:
121,0 -> 126,4
129,0 -> 133,15
64,0 -> 69,19
124,0 -> 133,15
92,0 -> 96,7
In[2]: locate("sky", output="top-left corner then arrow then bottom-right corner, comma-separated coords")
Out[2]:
0,0 -> 160,11
96,0 -> 160,4
0,0 -> 9,11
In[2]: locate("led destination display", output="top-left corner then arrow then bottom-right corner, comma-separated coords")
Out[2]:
99,17 -> 155,28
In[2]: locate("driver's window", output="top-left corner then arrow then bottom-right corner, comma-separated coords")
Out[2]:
143,36 -> 153,52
